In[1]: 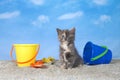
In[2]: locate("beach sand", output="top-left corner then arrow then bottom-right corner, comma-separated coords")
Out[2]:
0,60 -> 120,80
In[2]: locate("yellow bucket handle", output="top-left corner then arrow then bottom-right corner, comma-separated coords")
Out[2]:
10,45 -> 40,64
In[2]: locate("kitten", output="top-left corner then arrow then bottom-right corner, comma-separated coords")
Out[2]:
56,28 -> 83,69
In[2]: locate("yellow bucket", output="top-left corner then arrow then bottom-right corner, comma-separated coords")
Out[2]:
10,44 -> 40,67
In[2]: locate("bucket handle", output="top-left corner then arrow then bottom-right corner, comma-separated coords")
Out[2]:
10,45 -> 40,64
91,46 -> 108,61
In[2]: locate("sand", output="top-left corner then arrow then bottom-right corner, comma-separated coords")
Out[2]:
0,60 -> 120,80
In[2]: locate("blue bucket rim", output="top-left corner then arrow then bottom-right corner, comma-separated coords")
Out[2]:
83,41 -> 93,62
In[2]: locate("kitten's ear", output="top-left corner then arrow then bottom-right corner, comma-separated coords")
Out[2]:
56,28 -> 61,35
70,27 -> 75,34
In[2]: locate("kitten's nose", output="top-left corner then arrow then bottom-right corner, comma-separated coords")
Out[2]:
62,35 -> 67,40
62,35 -> 67,41
62,35 -> 64,38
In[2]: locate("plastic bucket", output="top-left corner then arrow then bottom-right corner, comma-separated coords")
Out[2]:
10,44 -> 40,67
83,42 -> 112,65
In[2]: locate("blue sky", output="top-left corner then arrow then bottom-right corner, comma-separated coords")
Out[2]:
0,0 -> 120,60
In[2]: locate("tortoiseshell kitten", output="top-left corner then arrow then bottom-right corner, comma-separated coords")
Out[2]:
56,28 -> 83,69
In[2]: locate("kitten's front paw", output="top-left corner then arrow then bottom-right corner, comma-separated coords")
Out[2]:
67,65 -> 73,69
60,63 -> 67,69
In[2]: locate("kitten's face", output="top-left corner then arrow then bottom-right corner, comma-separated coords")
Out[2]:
56,28 -> 75,43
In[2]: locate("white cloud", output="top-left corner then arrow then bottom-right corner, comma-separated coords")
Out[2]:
58,11 -> 83,20
100,15 -> 111,22
92,0 -> 107,5
94,15 -> 111,25
38,15 -> 49,23
0,11 -> 20,19
32,15 -> 49,26
30,0 -> 44,5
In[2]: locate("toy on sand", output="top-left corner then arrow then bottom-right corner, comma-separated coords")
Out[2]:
42,57 -> 55,64
30,57 -> 55,68
31,60 -> 45,68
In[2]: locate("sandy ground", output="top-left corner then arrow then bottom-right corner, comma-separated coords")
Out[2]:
0,60 -> 120,80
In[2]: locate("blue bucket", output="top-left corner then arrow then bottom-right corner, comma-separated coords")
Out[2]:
83,42 -> 112,65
